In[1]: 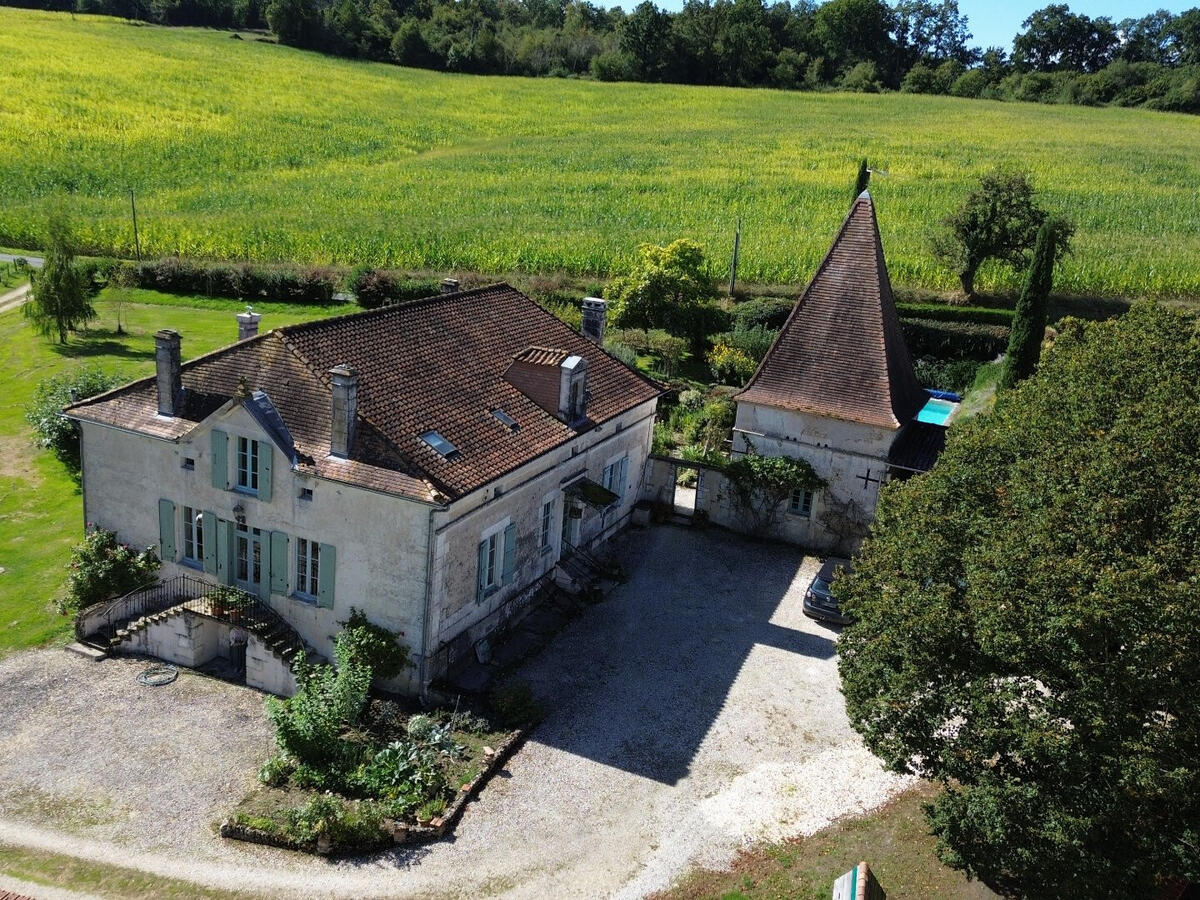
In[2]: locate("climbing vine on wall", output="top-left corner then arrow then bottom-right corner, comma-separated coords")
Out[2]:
723,443 -> 825,535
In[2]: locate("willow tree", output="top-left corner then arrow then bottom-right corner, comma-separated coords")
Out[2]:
25,216 -> 94,344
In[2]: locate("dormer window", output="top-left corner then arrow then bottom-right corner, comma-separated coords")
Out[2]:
420,430 -> 461,461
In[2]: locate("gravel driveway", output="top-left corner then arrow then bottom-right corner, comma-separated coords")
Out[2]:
0,526 -> 908,898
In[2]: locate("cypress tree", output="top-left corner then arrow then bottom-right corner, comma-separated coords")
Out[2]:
1001,218 -> 1067,389
852,158 -> 869,203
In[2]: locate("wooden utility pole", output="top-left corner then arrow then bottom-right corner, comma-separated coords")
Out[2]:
130,189 -> 142,261
729,217 -> 742,296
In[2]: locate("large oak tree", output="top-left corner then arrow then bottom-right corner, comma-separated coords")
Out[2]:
838,304 -> 1200,898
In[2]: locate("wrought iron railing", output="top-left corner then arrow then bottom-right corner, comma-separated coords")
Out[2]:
75,573 -> 214,643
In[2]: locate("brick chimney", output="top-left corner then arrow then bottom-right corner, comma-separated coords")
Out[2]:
440,278 -> 460,294
236,305 -> 262,341
581,297 -> 607,344
329,365 -> 358,459
154,329 -> 182,417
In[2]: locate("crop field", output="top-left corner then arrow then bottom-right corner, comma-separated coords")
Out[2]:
2,9 -> 1198,298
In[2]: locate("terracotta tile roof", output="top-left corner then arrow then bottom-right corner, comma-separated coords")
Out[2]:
67,284 -> 662,502
736,192 -> 925,429
513,346 -> 570,366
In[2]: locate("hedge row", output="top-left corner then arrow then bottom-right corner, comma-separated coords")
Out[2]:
347,267 -> 442,309
900,318 -> 1010,362
897,303 -> 1015,326
112,258 -> 341,304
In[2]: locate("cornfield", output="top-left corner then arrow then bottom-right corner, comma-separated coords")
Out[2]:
2,8 -> 1198,299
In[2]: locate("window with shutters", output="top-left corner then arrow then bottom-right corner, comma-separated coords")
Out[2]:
296,538 -> 320,600
602,455 -> 629,501
181,506 -> 204,567
483,532 -> 499,591
236,436 -> 259,493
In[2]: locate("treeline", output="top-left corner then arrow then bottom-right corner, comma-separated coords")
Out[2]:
9,0 -> 1200,112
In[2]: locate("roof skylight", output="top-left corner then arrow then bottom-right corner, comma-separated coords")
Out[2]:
420,430 -> 461,461
491,409 -> 519,431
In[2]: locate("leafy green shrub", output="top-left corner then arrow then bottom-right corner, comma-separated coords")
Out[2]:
651,421 -> 677,455
488,680 -> 544,728
707,342 -> 756,385
347,266 -> 440,309
676,389 -> 703,411
62,527 -> 160,614
896,303 -> 1015,326
338,609 -> 411,680
26,368 -> 122,472
732,297 -> 793,330
724,449 -> 825,534
446,709 -> 491,735
913,356 -> 982,395
125,258 -> 338,304
283,795 -> 387,849
265,644 -> 371,769
712,324 -> 778,364
900,319 -> 1010,362
348,740 -> 448,809
257,755 -> 295,787
605,341 -> 637,367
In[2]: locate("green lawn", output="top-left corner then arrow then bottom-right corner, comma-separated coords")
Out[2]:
0,288 -> 355,656
2,9 -> 1199,299
655,783 -> 999,900
0,842 -> 249,900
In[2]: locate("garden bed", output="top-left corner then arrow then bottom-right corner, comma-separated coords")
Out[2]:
221,698 -> 525,856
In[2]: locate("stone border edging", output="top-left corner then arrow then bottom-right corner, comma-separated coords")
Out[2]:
219,723 -> 532,856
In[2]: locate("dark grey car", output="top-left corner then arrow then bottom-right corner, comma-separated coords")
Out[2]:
802,557 -> 852,625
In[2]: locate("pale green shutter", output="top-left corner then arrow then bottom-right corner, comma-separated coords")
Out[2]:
257,442 -> 273,502
202,510 -> 217,574
476,540 -> 488,602
502,523 -> 517,585
216,518 -> 232,585
158,499 -> 176,561
317,543 -> 336,608
618,456 -> 629,499
211,430 -> 228,490
270,532 -> 288,593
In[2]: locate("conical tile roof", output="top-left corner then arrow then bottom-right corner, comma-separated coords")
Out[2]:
736,191 -> 924,429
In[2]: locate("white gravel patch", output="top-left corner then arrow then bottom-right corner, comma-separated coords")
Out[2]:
0,527 -> 908,899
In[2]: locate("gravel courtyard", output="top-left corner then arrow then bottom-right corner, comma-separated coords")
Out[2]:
0,525 -> 908,898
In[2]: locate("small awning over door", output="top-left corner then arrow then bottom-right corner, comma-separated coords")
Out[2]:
564,477 -> 619,508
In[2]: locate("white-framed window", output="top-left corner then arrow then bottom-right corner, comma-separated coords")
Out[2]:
236,436 -> 259,493
477,518 -> 516,602
181,506 -> 203,565
483,531 -> 500,590
540,498 -> 554,551
296,538 -> 320,599
603,454 -> 629,501
789,488 -> 814,518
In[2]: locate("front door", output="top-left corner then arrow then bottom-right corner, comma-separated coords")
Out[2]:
234,525 -> 264,598
561,501 -> 578,550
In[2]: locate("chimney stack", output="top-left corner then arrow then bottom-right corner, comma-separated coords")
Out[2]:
237,305 -> 262,341
581,297 -> 607,344
154,329 -> 182,417
440,278 -> 460,294
329,365 -> 359,459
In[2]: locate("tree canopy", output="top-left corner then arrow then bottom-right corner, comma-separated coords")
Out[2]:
606,239 -> 722,349
931,168 -> 1066,299
838,303 -> 1200,897
25,216 -> 95,344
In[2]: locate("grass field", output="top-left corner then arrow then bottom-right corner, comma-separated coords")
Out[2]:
2,9 -> 1198,299
0,289 -> 355,656
655,783 -> 998,900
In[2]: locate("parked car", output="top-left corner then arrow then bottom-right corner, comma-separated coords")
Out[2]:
803,557 -> 853,625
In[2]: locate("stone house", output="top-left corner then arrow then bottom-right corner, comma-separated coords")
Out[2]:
730,191 -> 945,551
67,284 -> 661,695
